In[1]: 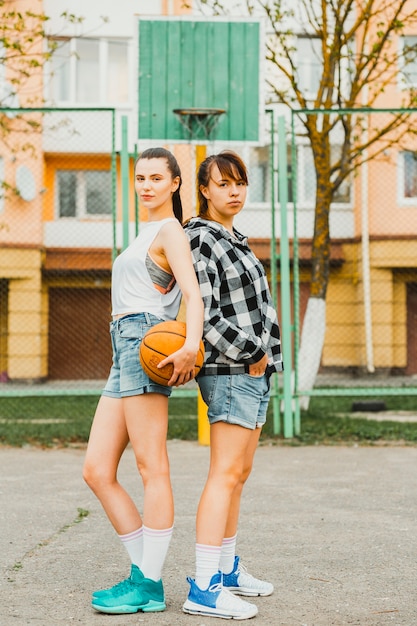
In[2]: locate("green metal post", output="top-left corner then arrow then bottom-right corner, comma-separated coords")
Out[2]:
121,115 -> 130,250
291,113 -> 301,434
111,109 -> 117,261
278,116 -> 294,438
134,144 -> 139,237
266,110 -> 281,434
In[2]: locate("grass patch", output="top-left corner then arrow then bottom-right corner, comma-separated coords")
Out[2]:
0,393 -> 416,447
261,394 -> 417,445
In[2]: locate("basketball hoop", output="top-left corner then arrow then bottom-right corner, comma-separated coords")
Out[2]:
173,107 -> 226,141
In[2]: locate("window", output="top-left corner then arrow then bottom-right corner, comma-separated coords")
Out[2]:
399,151 -> 417,202
248,146 -> 271,204
57,170 -> 112,218
296,144 -> 351,205
400,36 -> 417,88
296,37 -> 322,96
277,145 -> 294,204
0,157 -> 4,213
48,37 -> 130,105
76,39 -> 100,103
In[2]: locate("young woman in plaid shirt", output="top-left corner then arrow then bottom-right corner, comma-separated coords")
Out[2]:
183,151 -> 283,620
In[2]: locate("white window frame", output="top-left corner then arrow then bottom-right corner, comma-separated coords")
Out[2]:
398,150 -> 417,206
0,157 -> 4,213
46,37 -> 132,106
296,142 -> 352,208
295,36 -> 322,99
399,35 -> 417,89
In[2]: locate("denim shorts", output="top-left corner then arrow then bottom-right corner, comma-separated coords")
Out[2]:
102,312 -> 172,399
198,373 -> 271,430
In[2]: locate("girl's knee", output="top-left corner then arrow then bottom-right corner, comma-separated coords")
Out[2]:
83,459 -> 114,492
134,450 -> 170,483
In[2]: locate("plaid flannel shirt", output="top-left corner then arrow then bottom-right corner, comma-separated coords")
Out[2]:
184,217 -> 283,376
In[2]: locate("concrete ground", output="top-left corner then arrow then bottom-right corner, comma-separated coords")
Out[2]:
1,440 -> 416,626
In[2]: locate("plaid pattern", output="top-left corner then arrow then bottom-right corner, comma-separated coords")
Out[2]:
185,218 -> 283,376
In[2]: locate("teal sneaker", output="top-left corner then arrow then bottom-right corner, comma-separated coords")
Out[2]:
91,565 -> 166,614
92,565 -> 134,599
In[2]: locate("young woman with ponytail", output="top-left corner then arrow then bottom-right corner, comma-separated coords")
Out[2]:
83,147 -> 203,615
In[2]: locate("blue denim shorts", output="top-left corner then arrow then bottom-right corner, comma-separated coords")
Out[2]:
198,373 -> 271,430
102,312 -> 172,399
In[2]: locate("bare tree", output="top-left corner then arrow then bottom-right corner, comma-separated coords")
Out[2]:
186,0 -> 417,404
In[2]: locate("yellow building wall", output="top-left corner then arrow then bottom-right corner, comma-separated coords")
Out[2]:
0,280 -> 7,376
321,239 -> 416,371
0,248 -> 47,380
322,242 -> 360,366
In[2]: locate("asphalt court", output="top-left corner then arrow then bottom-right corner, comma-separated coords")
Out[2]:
1,440 -> 417,625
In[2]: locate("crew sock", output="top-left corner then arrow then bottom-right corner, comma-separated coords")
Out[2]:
195,543 -> 222,591
141,525 -> 173,581
219,534 -> 237,575
118,526 -> 143,568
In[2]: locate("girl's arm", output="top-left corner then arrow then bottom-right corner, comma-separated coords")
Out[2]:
158,222 -> 204,386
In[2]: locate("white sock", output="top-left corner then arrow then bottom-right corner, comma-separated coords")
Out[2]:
118,527 -> 143,567
219,534 -> 237,575
141,525 -> 173,581
195,543 -> 222,590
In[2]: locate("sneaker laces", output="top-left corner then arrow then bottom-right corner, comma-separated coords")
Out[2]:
235,561 -> 271,590
208,580 -> 223,594
110,578 -> 135,597
209,582 -> 249,609
237,561 -> 248,576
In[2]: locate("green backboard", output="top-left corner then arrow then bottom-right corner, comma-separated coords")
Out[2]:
137,17 -> 262,144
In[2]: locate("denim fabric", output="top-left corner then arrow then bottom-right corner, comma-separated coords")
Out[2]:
198,373 -> 270,430
102,312 -> 172,399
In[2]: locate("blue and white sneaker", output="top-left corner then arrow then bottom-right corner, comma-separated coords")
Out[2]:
222,556 -> 274,597
182,572 -> 258,619
91,564 -> 165,614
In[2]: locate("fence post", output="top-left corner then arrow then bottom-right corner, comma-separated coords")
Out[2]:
266,110 -> 281,434
121,115 -> 130,250
278,116 -> 294,437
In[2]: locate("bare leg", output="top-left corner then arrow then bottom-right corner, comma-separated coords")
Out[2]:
123,393 -> 173,529
83,395 -> 141,534
183,422 -> 260,620
196,422 -> 256,546
224,426 -> 262,538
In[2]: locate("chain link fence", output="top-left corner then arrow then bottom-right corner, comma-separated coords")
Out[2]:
0,108 -> 276,389
284,109 -> 417,434
0,108 -> 116,384
1,107 -> 417,436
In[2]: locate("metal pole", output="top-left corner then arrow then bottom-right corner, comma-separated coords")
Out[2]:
278,116 -> 294,437
266,110 -> 281,434
195,144 -> 210,446
121,115 -> 130,250
111,109 -> 117,261
291,113 -> 301,434
134,143 -> 139,238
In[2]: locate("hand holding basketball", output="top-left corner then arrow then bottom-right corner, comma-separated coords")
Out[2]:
139,320 -> 204,386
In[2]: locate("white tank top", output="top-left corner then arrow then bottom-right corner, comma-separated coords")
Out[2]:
111,218 -> 181,319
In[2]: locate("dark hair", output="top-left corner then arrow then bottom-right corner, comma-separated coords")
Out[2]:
197,150 -> 248,218
135,147 -> 183,223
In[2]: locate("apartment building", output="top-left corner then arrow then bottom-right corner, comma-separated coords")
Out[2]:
0,0 -> 416,383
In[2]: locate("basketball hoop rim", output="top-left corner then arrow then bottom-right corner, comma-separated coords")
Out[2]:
173,107 -> 226,117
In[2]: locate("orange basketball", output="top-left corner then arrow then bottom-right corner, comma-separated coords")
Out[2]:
139,320 -> 205,386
